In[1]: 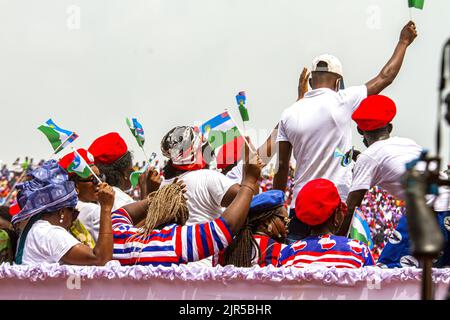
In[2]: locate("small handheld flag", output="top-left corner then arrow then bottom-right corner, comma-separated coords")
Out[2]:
67,153 -> 92,179
236,91 -> 249,122
126,117 -> 145,148
349,208 -> 374,249
408,0 -> 424,10
130,152 -> 157,188
38,119 -> 79,154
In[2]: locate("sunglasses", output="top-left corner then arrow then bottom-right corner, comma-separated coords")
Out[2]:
274,214 -> 291,229
77,177 -> 100,185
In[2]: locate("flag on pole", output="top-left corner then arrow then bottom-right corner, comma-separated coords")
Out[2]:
201,111 -> 246,168
129,152 -> 157,188
38,119 -> 78,154
67,153 -> 92,179
408,0 -> 424,9
236,91 -> 249,122
349,208 -> 374,249
126,117 -> 145,148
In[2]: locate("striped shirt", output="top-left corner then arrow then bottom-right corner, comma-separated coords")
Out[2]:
213,234 -> 287,267
112,208 -> 233,266
279,235 -> 375,269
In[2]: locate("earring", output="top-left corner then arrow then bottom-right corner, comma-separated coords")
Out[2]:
267,224 -> 273,233
59,213 -> 64,224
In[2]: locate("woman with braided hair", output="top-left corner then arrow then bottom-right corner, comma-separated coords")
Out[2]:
111,145 -> 264,266
213,190 -> 291,268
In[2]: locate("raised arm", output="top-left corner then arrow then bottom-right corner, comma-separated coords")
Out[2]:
365,21 -> 417,96
297,67 -> 310,101
221,146 -> 263,235
273,141 -> 293,192
61,183 -> 115,266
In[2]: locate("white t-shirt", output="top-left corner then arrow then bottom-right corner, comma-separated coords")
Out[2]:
21,220 -> 80,265
112,187 -> 135,210
76,201 -> 101,242
277,86 -> 368,207
350,137 -> 422,200
162,169 -> 237,225
350,136 -> 450,211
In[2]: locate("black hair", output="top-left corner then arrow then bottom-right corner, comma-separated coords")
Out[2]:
223,207 -> 284,267
96,151 -> 133,187
310,61 -> 341,88
0,206 -> 11,222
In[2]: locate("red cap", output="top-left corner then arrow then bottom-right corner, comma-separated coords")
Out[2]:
88,132 -> 128,165
295,179 -> 341,226
352,95 -> 397,131
59,148 -> 95,173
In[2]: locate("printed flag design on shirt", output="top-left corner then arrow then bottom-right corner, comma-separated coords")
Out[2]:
38,119 -> 79,154
67,152 -> 92,179
408,0 -> 424,9
349,208 -> 374,249
333,147 -> 353,167
126,117 -> 145,147
279,235 -> 375,269
111,208 -> 233,266
201,111 -> 245,168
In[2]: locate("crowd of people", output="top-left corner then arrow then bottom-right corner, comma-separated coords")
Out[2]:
0,20 -> 448,271
0,155 -> 405,262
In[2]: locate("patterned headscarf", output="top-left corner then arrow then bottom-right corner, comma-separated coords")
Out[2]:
12,160 -> 78,225
161,126 -> 207,171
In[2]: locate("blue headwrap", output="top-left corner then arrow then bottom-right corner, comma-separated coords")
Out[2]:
12,160 -> 78,225
249,190 -> 285,215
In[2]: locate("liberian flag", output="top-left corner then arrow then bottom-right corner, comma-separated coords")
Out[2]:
38,119 -> 79,154
349,208 -> 374,249
68,153 -> 91,179
201,111 -> 245,169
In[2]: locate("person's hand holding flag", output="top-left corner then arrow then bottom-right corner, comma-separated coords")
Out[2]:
400,21 -> 418,46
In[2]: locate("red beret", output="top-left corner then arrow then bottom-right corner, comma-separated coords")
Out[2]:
352,95 -> 397,131
59,148 -> 95,174
88,132 -> 128,165
295,179 -> 341,226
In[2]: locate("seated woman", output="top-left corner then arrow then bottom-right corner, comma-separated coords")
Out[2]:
12,160 -> 115,266
213,190 -> 290,267
0,206 -> 17,264
59,149 -> 160,244
279,179 -> 375,268
111,146 -> 263,266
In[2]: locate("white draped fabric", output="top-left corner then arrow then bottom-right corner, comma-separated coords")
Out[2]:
1,262 -> 449,300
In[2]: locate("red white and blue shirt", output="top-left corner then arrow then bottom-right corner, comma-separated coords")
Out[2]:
112,208 -> 233,266
213,234 -> 287,267
279,235 -> 375,269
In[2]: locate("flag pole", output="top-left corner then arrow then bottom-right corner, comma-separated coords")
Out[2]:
50,132 -> 76,159
225,108 -> 257,154
72,148 -> 103,184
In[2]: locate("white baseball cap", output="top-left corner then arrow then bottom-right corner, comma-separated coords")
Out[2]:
312,54 -> 343,78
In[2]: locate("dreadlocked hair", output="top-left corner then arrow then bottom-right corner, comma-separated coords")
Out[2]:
127,183 -> 189,252
223,207 -> 283,268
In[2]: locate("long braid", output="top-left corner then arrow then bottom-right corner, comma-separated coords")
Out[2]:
127,183 -> 188,256
223,208 -> 281,267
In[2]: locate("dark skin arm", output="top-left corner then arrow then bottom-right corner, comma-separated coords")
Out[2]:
366,21 -> 417,96
61,183 -> 115,266
221,147 -> 263,235
273,141 -> 293,191
336,189 -> 368,236
139,167 -> 162,200
297,67 -> 310,101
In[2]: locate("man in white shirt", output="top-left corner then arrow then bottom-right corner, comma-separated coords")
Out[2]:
274,21 -> 418,242
343,95 -> 450,268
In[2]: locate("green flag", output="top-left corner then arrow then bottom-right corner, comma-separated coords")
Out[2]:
408,0 -> 424,9
236,92 -> 249,122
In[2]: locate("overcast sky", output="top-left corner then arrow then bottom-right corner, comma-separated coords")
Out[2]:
0,0 -> 449,166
